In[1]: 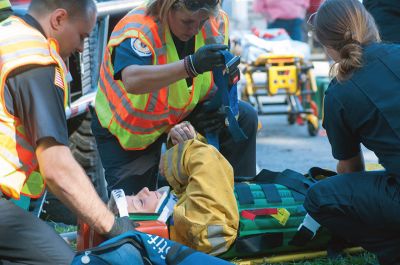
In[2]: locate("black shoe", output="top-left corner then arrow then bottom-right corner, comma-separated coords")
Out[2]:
326,235 -> 350,260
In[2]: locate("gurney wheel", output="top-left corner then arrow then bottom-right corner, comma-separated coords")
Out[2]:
307,120 -> 319,137
287,113 -> 296,125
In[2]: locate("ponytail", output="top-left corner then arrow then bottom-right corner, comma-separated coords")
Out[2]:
314,0 -> 380,81
336,31 -> 363,81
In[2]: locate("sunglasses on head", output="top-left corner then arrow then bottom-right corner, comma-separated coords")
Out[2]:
180,0 -> 219,11
307,12 -> 317,29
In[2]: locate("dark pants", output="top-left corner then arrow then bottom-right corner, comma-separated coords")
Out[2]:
220,100 -> 258,177
268,18 -> 305,42
0,199 -> 74,265
92,100 -> 258,195
91,108 -> 163,196
304,171 -> 400,265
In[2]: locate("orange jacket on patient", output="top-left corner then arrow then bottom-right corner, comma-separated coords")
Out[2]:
159,139 -> 239,256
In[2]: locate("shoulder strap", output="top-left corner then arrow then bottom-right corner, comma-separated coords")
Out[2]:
254,169 -> 314,196
259,184 -> 281,203
76,237 -> 152,265
234,183 -> 254,205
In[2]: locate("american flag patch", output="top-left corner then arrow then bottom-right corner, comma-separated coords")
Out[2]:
54,67 -> 65,89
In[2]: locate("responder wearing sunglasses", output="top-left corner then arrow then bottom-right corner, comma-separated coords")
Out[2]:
92,0 -> 258,199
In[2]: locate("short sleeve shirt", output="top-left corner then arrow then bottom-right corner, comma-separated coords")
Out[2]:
4,66 -> 69,148
3,14 -> 68,148
322,43 -> 400,175
112,38 -> 153,80
112,32 -> 194,86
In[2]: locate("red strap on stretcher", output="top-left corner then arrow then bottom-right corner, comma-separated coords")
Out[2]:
241,208 -> 278,221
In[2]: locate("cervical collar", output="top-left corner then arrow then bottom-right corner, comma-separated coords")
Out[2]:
108,189 -> 129,217
155,186 -> 171,214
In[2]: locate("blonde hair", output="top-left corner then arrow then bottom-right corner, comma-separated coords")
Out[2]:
146,0 -> 219,26
314,0 -> 380,81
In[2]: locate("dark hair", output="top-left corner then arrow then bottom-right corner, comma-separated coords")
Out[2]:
314,0 -> 380,81
29,0 -> 96,20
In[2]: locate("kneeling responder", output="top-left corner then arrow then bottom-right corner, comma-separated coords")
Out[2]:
91,0 -> 258,196
0,1 -> 136,264
304,1 -> 400,264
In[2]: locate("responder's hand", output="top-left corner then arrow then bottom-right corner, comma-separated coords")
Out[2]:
169,121 -> 196,145
190,44 -> 228,74
189,103 -> 226,135
103,216 -> 137,239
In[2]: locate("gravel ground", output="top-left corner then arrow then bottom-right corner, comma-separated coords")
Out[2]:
255,114 -> 378,174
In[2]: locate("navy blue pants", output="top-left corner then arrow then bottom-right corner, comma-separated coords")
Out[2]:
304,171 -> 400,265
92,100 -> 258,195
268,18 -> 305,42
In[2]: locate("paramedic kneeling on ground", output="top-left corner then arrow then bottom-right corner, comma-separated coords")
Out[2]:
91,0 -> 258,196
303,0 -> 400,264
0,1 -> 136,264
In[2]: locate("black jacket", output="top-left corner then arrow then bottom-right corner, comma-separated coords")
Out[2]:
363,0 -> 400,43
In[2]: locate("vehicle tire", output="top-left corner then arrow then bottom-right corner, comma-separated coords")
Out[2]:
287,113 -> 296,125
41,112 -> 108,225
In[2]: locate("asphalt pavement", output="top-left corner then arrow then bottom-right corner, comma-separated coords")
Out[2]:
255,114 -> 378,174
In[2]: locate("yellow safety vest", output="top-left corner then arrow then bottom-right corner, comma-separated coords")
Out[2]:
95,7 -> 229,150
0,0 -> 11,9
0,16 -> 69,199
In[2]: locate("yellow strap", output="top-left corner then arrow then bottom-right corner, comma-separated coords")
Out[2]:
270,208 -> 290,226
0,0 -> 11,9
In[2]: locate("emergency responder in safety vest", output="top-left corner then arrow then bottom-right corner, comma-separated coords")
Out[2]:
92,0 -> 259,195
0,1 -> 136,264
304,0 -> 400,264
0,0 -> 12,21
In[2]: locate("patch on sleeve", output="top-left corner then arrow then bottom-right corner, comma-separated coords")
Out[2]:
131,38 -> 152,57
54,67 -> 65,90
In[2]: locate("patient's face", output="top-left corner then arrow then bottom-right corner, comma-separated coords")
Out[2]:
126,187 -> 162,213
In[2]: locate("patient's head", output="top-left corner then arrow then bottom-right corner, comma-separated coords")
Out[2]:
126,187 -> 162,213
109,187 -> 171,215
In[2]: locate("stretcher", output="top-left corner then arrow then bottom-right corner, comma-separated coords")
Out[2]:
76,169 -> 363,263
233,30 -> 320,136
76,216 -> 363,264
77,218 -> 169,250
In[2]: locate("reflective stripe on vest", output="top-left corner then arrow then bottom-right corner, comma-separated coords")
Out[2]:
95,7 -> 229,150
0,16 -> 69,199
0,0 -> 11,9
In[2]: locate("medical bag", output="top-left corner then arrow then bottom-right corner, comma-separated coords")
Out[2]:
220,168 -> 334,259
